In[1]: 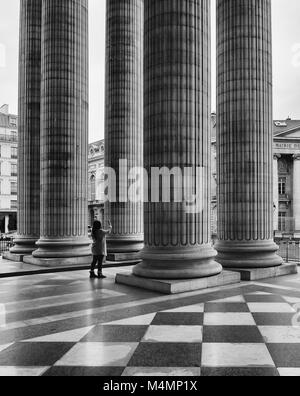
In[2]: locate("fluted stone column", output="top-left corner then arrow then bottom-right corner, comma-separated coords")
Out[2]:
293,155 -> 300,234
132,0 -> 221,279
10,0 -> 41,256
216,0 -> 283,268
105,0 -> 144,259
31,0 -> 90,263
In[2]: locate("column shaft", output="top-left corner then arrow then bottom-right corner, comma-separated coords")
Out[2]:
216,0 -> 282,268
11,0 -> 41,254
133,0 -> 221,279
33,0 -> 90,260
293,155 -> 300,233
105,0 -> 144,255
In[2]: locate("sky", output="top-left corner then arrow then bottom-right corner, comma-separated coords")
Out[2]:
0,0 -> 300,143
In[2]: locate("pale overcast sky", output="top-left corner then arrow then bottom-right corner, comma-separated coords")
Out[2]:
0,0 -> 300,143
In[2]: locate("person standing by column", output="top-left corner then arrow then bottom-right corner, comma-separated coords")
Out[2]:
90,220 -> 112,279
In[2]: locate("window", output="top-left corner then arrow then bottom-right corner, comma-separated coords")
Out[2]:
11,131 -> 17,141
10,182 -> 17,195
279,177 -> 286,195
278,212 -> 287,232
11,200 -> 17,210
10,118 -> 17,127
89,175 -> 96,201
11,164 -> 17,177
11,147 -> 17,159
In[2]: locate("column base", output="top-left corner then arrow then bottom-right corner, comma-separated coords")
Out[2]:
107,236 -> 144,262
107,236 -> 144,253
32,237 -> 91,259
116,270 -> 240,295
23,255 -> 92,268
107,252 -> 142,262
227,263 -> 298,281
133,245 -> 222,280
215,240 -> 283,269
2,252 -> 25,263
9,236 -> 38,256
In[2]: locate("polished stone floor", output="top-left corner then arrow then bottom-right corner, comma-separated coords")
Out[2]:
0,257 -> 134,278
0,258 -> 42,277
0,266 -> 299,376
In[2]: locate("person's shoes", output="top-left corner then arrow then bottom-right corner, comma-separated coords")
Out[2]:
97,273 -> 106,279
90,271 -> 97,279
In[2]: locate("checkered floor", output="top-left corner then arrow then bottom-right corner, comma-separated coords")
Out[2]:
1,274 -> 300,376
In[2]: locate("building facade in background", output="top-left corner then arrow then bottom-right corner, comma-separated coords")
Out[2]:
88,139 -> 105,226
211,117 -> 300,241
0,104 -> 18,234
273,119 -> 300,238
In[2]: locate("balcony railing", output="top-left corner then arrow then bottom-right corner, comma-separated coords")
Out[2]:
0,237 -> 14,253
276,240 -> 300,263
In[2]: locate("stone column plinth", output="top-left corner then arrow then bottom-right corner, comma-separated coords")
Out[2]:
273,154 -> 281,232
215,0 -> 283,268
132,0 -> 221,279
293,155 -> 300,234
31,0 -> 90,264
10,0 -> 41,256
105,0 -> 144,260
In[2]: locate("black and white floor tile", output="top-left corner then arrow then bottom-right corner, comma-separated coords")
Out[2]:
0,266 -> 299,376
